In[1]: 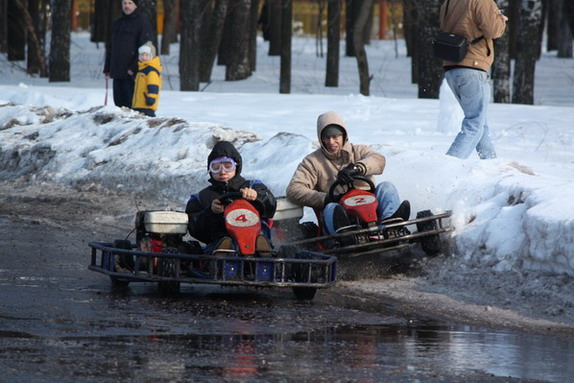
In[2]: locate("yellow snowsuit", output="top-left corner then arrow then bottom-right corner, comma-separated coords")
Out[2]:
132,56 -> 162,116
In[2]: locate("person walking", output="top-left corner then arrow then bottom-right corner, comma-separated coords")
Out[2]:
103,0 -> 154,109
440,0 -> 508,159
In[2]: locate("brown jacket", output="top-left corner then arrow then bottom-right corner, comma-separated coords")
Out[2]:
286,111 -> 386,210
440,0 -> 507,71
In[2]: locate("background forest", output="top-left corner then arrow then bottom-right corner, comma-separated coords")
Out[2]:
1,0 -> 573,104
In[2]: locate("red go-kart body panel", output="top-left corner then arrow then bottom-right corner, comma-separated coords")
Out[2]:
340,189 -> 378,224
224,200 -> 261,256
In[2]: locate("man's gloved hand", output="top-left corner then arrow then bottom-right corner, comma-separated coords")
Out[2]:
337,163 -> 360,184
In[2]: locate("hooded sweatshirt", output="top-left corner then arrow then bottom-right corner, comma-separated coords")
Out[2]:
185,141 -> 276,244
286,111 -> 386,210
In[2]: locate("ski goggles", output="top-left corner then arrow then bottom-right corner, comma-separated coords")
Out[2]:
209,157 -> 237,173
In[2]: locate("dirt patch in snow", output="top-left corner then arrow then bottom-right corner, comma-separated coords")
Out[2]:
1,179 -> 573,337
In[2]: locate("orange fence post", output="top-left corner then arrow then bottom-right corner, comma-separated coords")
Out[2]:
379,0 -> 387,40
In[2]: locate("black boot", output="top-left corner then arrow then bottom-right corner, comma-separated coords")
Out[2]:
332,205 -> 357,246
382,200 -> 411,223
390,200 -> 411,221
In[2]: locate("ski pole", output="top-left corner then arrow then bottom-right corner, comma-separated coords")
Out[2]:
104,77 -> 109,105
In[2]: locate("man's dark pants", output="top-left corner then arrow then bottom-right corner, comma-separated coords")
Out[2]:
113,78 -> 135,108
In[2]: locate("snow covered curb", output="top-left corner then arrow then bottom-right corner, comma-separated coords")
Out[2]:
1,102 -> 574,280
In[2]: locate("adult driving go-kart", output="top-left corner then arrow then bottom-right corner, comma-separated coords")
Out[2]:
278,175 -> 452,259
88,193 -> 337,300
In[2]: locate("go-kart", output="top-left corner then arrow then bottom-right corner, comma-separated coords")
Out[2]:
276,176 -> 452,259
88,193 -> 336,300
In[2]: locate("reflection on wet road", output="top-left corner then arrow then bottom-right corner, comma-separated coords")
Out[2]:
0,220 -> 571,382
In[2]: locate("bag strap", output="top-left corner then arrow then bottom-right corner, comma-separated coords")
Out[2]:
470,35 -> 484,45
443,0 -> 484,45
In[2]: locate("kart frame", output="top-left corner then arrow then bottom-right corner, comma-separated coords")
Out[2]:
89,241 -> 337,289
284,211 -> 453,258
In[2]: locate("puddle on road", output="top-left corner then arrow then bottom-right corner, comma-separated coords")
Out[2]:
2,320 -> 571,382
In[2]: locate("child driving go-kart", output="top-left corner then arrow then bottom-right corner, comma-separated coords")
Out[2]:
185,140 -> 277,255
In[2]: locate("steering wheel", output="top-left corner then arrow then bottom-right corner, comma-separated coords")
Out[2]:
218,191 -> 264,213
327,175 -> 376,204
218,192 -> 244,206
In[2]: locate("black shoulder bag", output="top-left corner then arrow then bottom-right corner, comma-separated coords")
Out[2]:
433,0 -> 484,62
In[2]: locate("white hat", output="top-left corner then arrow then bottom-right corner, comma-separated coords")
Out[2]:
138,45 -> 152,55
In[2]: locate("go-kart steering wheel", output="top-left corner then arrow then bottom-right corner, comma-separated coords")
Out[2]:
327,175 -> 376,203
218,192 -> 244,206
218,191 -> 264,213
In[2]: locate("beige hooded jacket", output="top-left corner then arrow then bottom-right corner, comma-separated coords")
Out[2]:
286,111 -> 386,210
440,0 -> 507,71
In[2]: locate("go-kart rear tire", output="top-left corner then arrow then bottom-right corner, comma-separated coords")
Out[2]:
416,210 -> 442,257
110,276 -> 129,288
292,286 -> 317,301
158,250 -> 180,296
113,239 -> 135,271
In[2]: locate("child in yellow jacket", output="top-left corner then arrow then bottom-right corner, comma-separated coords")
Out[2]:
132,41 -> 162,117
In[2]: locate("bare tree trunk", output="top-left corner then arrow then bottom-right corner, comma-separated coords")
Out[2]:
161,0 -> 178,55
493,0 -> 511,103
353,0 -> 374,96
13,0 -> 47,77
200,0 -> 229,83
218,10 -> 233,66
7,0 -> 26,61
180,0 -> 206,91
565,0 -> 574,36
512,0 -> 543,105
316,0 -> 325,58
325,0 -> 341,87
402,0 -> 414,57
49,0 -> 71,82
91,0 -> 107,43
416,0 -> 442,99
259,0 -> 271,41
26,0 -> 41,75
508,0 -> 520,58
279,0 -> 292,93
141,0 -> 158,48
249,0 -> 260,72
0,0 -> 7,53
403,0 -> 418,83
557,0 -> 573,58
268,0 -> 282,56
546,0 -> 561,52
226,0 -> 252,81
345,0 -> 360,56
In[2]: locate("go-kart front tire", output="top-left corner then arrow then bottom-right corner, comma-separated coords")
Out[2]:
416,210 -> 442,257
292,286 -> 317,301
158,250 -> 180,296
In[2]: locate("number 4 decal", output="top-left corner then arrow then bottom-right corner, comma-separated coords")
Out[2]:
235,214 -> 248,223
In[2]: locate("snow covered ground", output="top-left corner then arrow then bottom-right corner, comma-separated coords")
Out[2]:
1,32 -> 573,281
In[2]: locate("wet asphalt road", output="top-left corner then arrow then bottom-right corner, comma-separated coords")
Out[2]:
0,217 -> 570,383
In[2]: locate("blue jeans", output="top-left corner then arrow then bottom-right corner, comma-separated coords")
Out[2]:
323,181 -> 401,234
445,68 -> 496,160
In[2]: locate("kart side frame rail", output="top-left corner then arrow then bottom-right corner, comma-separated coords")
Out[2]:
89,242 -> 337,288
284,211 -> 453,257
